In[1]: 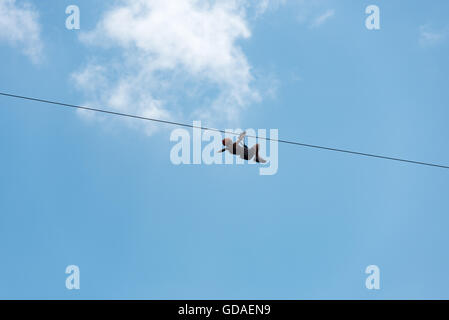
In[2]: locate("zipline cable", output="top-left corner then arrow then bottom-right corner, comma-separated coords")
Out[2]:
1,91 -> 448,170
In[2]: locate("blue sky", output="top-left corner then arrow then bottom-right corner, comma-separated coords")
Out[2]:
1,0 -> 449,299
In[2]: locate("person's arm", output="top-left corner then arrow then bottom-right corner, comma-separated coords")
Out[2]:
236,131 -> 246,145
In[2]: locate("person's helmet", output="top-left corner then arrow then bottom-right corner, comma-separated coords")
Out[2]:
222,138 -> 233,147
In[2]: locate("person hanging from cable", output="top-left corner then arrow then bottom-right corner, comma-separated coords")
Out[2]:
218,131 -> 267,163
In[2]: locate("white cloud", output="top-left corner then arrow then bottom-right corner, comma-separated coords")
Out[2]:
419,25 -> 446,47
0,0 -> 43,63
72,0 -> 267,134
310,9 -> 335,28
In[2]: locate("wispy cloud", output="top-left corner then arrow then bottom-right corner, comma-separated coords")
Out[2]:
419,25 -> 446,47
0,0 -> 43,63
310,9 -> 335,28
254,0 -> 286,16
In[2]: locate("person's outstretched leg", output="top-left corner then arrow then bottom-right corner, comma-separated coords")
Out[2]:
246,144 -> 257,161
254,144 -> 267,163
